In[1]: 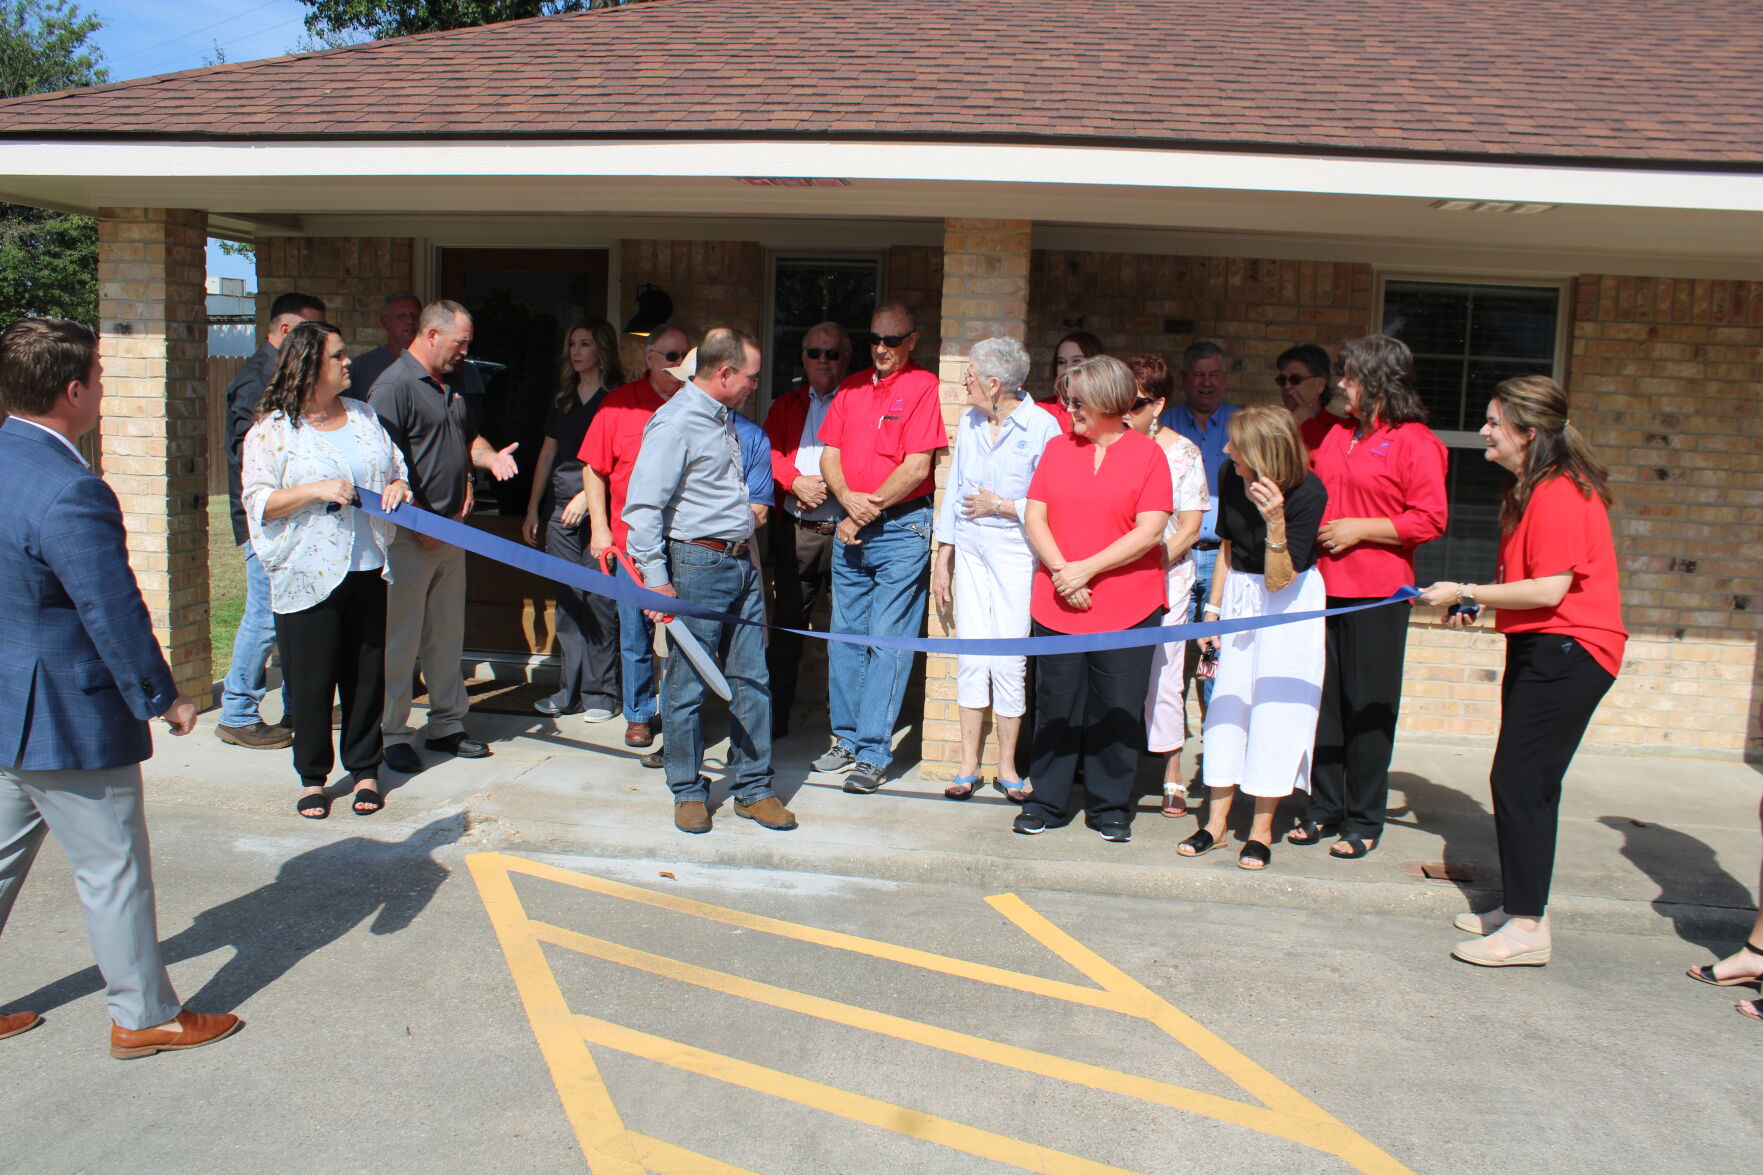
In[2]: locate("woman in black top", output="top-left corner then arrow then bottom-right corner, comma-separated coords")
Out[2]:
1177,406 -> 1328,872
522,317 -> 626,720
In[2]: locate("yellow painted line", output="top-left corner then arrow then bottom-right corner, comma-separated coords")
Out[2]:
529,918 -> 1299,1139
987,894 -> 1416,1175
467,854 -> 646,1175
575,1012 -> 1141,1175
628,1132 -> 762,1175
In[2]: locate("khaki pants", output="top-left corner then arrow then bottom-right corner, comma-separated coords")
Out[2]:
382,532 -> 469,746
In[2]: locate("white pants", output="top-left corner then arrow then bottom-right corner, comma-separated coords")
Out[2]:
1202,566 -> 1326,798
953,529 -> 1035,718
1144,555 -> 1198,753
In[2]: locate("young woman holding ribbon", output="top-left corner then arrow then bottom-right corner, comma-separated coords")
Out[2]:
1417,375 -> 1624,967
1178,406 -> 1328,871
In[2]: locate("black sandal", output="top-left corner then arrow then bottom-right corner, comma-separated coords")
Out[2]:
1177,829 -> 1228,857
1688,939 -> 1763,987
1330,835 -> 1376,859
1286,820 -> 1335,846
1238,840 -> 1272,871
351,786 -> 384,815
993,778 -> 1031,804
297,792 -> 332,820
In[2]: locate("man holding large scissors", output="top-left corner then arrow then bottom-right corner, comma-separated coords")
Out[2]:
623,328 -> 795,835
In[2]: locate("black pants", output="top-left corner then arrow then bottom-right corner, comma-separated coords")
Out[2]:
1025,611 -> 1160,829
544,513 -> 620,713
1308,597 -> 1410,840
274,569 -> 387,787
766,514 -> 835,720
1490,633 -> 1614,916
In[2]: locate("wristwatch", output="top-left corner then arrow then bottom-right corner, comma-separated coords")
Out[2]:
1456,583 -> 1478,608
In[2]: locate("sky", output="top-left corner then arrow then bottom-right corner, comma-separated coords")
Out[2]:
87,1 -> 326,286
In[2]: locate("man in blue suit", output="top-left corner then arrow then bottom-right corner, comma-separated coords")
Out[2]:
0,318 -> 242,1058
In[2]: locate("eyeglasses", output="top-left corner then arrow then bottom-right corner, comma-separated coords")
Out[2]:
1059,394 -> 1086,410
648,349 -> 686,363
869,332 -> 915,348
804,348 -> 843,360
1274,373 -> 1322,387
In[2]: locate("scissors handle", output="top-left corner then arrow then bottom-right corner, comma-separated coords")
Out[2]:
598,546 -> 674,623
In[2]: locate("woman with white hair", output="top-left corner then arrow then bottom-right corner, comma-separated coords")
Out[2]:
932,336 -> 1062,801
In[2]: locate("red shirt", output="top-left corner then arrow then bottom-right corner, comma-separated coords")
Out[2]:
1027,430 -> 1174,634
817,361 -> 946,500
1299,410 -> 1348,453
1040,396 -> 1073,435
578,377 -> 665,548
1495,475 -> 1627,678
1312,419 -> 1449,597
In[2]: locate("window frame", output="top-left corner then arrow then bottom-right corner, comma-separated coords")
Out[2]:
761,249 -> 887,421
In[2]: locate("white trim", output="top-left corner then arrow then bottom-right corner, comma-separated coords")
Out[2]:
7,138 -> 1763,212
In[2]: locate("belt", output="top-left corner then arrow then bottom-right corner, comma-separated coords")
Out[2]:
1194,540 -> 1221,551
672,536 -> 751,557
789,514 -> 838,535
878,495 -> 932,522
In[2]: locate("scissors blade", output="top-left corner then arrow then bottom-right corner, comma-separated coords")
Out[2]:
664,616 -> 731,701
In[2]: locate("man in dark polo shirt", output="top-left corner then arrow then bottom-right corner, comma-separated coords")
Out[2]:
368,300 -> 519,775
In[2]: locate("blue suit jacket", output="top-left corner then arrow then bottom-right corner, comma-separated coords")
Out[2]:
0,418 -> 178,771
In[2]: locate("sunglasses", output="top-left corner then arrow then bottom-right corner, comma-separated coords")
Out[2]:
1274,373 -> 1322,387
869,332 -> 915,348
648,349 -> 686,363
804,347 -> 843,360
1059,394 -> 1087,410
1129,395 -> 1156,412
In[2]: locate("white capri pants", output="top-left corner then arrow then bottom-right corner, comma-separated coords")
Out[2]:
1202,564 -> 1326,798
953,528 -> 1036,717
1144,555 -> 1198,753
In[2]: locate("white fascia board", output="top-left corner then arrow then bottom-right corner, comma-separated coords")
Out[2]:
6,138 -> 1763,213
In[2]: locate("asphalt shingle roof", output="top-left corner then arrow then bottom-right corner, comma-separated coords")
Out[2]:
1,0 -> 1759,166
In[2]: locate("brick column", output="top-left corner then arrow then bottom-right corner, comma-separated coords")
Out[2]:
97,208 -> 211,699
922,219 -> 1032,781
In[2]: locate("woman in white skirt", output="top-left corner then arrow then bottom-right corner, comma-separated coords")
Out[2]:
1122,355 -> 1208,817
932,336 -> 1062,801
1178,406 -> 1329,871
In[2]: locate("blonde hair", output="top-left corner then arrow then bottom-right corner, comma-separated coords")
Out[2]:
1226,405 -> 1309,493
555,317 -> 625,410
1054,355 -> 1137,417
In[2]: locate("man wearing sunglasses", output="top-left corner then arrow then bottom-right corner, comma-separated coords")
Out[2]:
579,323 -> 692,751
812,304 -> 947,793
762,322 -> 853,739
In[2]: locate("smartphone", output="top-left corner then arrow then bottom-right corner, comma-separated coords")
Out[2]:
1197,645 -> 1219,679
1445,603 -> 1482,622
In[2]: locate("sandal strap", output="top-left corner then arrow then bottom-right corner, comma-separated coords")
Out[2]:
1239,840 -> 1271,864
1745,939 -> 1763,956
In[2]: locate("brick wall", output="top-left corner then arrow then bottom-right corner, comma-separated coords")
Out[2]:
254,237 -> 415,354
97,208 -> 212,698
617,239 -> 764,378
887,244 -> 945,373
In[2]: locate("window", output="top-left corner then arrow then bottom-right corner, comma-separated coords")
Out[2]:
768,256 -> 880,399
1378,277 -> 1567,585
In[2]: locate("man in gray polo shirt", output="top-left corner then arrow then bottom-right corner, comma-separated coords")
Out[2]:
624,327 -> 793,836
368,300 -> 518,775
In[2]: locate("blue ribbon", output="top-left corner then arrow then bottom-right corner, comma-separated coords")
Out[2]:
354,488 -> 1416,655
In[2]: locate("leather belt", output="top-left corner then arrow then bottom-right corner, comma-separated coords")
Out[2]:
673,536 -> 751,558
789,514 -> 838,535
879,495 -> 932,522
1194,540 -> 1222,551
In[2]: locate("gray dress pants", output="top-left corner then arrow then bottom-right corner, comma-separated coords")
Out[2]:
0,762 -> 182,1029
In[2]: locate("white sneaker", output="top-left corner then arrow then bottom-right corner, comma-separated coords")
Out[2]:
583,708 -> 615,723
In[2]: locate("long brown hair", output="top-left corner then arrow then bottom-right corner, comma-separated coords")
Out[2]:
1492,375 -> 1612,531
257,321 -> 341,427
1049,329 -> 1104,388
556,317 -> 625,410
1335,335 -> 1427,427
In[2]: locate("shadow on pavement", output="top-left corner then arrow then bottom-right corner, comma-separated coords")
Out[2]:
6,814 -> 463,1018
1384,771 -> 1496,889
1596,815 -> 1757,952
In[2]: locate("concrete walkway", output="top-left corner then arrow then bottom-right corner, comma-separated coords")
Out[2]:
157,692 -> 1763,943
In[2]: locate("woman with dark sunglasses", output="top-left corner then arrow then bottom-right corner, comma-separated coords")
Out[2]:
1275,343 -> 1347,451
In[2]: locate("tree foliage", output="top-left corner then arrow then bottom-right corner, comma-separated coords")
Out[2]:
299,0 -> 647,41
0,1 -> 107,325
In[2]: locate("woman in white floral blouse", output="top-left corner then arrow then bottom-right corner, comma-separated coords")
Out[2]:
1123,355 -> 1209,818
243,323 -> 410,819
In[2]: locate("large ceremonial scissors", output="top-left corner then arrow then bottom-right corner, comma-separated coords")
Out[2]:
599,547 -> 732,702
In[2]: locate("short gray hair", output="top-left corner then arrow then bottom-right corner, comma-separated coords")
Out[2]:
967,336 -> 1031,395
1182,339 -> 1226,370
419,299 -> 469,334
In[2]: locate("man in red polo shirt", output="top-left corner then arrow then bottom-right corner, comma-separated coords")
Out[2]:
578,323 -> 690,750
811,303 -> 947,793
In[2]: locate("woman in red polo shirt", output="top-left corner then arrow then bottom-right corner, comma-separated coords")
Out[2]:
1291,335 -> 1447,860
1418,375 -> 1625,968
1019,356 -> 1172,842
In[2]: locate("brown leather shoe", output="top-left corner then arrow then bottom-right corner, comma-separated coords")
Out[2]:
110,1010 -> 243,1059
624,721 -> 655,748
733,795 -> 798,831
0,1010 -> 41,1041
215,722 -> 294,750
674,801 -> 712,834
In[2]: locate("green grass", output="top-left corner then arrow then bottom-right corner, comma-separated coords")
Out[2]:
208,498 -> 246,674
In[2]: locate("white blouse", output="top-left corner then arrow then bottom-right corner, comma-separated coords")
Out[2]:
242,398 -> 408,614
933,399 -> 1062,547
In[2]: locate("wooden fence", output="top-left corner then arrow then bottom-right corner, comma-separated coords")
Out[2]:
206,355 -> 246,495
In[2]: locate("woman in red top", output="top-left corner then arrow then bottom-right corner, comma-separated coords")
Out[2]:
1292,335 -> 1448,859
1275,343 -> 1347,453
1418,375 -> 1625,967
1035,330 -> 1102,434
1019,356 -> 1172,842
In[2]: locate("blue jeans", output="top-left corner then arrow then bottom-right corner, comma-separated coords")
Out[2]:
221,541 -> 277,727
661,541 -> 773,805
615,559 -> 658,723
828,501 -> 931,771
1185,544 -> 1219,709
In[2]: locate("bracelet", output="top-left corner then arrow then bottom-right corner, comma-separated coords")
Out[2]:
1202,603 -> 1221,615
1264,538 -> 1288,551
